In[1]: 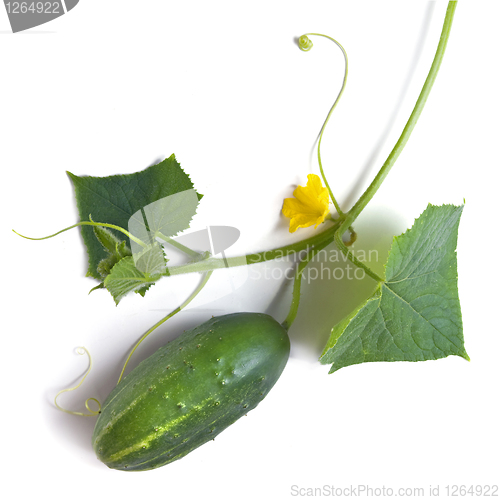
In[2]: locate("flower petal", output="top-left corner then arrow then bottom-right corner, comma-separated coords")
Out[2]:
282,174 -> 330,233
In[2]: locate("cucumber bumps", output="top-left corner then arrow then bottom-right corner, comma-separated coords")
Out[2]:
92,312 -> 290,471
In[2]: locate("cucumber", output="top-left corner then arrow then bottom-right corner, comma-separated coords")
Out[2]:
92,312 -> 290,471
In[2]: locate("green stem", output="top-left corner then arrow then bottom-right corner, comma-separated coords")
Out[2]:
281,238 -> 333,331
165,219 -> 341,276
301,33 -> 349,216
157,232 -> 202,258
116,270 -> 213,384
335,230 -> 383,282
335,1 -> 457,279
14,218 -> 341,278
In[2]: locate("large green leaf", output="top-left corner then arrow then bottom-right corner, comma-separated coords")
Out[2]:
320,204 -> 468,373
68,154 -> 202,281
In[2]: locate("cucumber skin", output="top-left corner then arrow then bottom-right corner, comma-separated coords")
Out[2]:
92,312 -> 290,471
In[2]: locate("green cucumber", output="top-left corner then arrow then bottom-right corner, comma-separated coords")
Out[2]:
92,312 -> 290,471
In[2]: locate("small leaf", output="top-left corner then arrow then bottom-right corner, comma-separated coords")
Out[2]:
135,283 -> 154,297
93,224 -> 129,257
92,224 -> 133,280
103,257 -> 162,305
116,240 -> 131,259
97,254 -> 119,279
88,282 -> 105,294
320,204 -> 468,373
132,242 -> 169,276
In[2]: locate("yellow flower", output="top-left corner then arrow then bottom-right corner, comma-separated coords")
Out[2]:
282,174 -> 330,233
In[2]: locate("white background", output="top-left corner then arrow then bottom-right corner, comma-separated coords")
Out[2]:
1,1 -> 499,498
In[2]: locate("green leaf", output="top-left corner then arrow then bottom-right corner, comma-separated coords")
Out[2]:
68,154 -> 202,281
93,225 -> 132,280
103,257 -> 162,305
93,224 -> 129,256
131,242 -> 169,277
88,282 -> 105,294
320,204 -> 468,373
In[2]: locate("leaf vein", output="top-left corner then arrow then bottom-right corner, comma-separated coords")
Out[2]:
382,283 -> 461,352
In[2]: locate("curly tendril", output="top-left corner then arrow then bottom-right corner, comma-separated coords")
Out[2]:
297,32 -> 348,218
54,346 -> 101,417
298,35 -> 313,51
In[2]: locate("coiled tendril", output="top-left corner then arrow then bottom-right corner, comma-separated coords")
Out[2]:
298,35 -> 313,51
54,347 -> 101,417
296,32 -> 349,222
